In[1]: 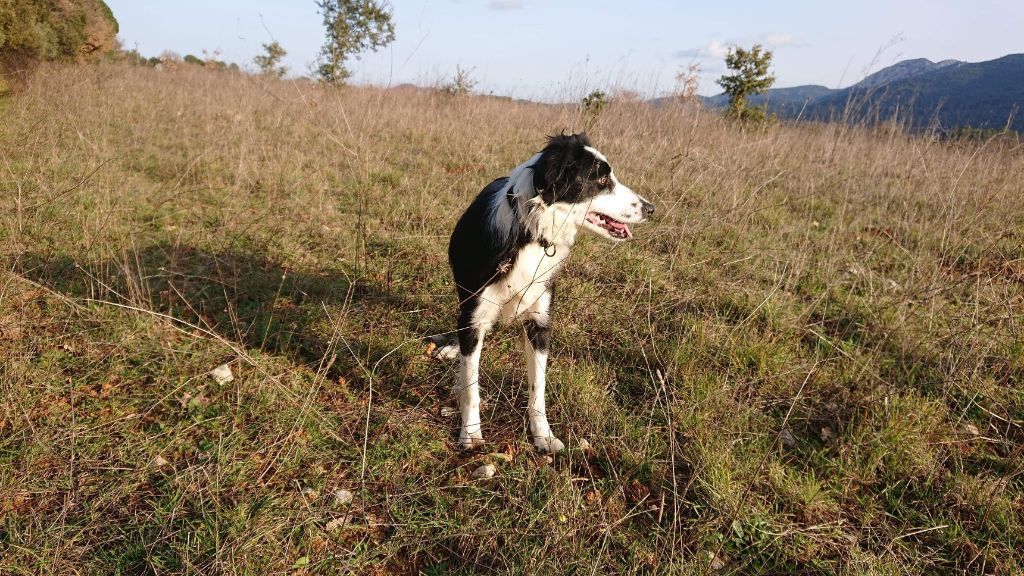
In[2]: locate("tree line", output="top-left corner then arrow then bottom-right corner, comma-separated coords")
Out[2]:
3,0 -> 778,123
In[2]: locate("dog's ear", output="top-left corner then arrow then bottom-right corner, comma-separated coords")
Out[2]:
534,134 -> 584,203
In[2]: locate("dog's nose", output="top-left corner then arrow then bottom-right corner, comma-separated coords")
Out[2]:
641,200 -> 655,218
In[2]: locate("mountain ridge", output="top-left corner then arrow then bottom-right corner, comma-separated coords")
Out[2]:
694,54 -> 1024,132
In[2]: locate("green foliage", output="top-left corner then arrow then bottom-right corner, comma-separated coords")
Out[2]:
0,0 -> 118,64
944,126 -> 1010,142
717,44 -> 775,121
315,0 -> 395,85
581,89 -> 608,115
183,54 -> 204,66
253,40 -> 288,78
440,65 -> 476,96
736,104 -> 775,124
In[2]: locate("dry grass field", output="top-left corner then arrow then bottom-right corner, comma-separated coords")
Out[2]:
2,63 -> 1023,574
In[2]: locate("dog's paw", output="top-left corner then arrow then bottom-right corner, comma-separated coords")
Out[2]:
431,342 -> 460,361
459,430 -> 486,450
533,435 -> 565,455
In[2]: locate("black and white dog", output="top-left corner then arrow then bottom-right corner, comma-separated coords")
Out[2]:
444,133 -> 654,453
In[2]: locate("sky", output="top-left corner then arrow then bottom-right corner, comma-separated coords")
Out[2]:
106,1 -> 1024,100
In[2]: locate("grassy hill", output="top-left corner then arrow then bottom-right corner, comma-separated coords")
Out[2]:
2,63 -> 1023,574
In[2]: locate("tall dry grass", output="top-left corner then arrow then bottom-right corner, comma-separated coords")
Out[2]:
1,63 -> 1022,574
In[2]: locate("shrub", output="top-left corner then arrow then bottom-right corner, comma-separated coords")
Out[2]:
581,89 -> 608,115
440,65 -> 476,97
0,0 -> 118,65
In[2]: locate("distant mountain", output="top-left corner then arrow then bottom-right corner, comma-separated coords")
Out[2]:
850,58 -> 961,90
694,55 -> 1024,133
803,55 -> 1024,132
701,84 -> 833,113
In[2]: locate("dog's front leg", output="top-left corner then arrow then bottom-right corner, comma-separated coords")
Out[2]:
523,320 -> 564,454
456,322 -> 486,449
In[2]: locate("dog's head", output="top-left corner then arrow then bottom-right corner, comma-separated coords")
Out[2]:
532,133 -> 654,242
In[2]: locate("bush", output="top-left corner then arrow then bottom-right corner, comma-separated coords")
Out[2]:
581,89 -> 608,115
440,65 -> 476,97
0,0 -> 118,65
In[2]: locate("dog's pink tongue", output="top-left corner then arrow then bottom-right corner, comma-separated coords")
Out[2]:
607,219 -> 632,239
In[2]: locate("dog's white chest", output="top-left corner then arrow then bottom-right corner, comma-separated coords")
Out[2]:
477,243 -> 566,326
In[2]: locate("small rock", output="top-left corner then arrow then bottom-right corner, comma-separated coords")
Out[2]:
209,363 -> 234,385
472,463 -> 496,479
960,422 -> 980,437
300,486 -> 318,500
820,426 -> 837,444
709,552 -> 727,570
578,438 -> 592,452
153,455 -> 169,467
779,428 -> 797,449
440,406 -> 458,417
334,489 -> 354,506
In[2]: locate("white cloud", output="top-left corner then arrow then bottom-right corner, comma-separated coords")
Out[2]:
763,33 -> 800,49
705,40 -> 731,58
675,40 -> 731,60
488,0 -> 530,9
676,34 -> 801,61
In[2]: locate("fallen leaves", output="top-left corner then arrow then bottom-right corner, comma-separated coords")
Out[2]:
819,426 -> 838,445
209,363 -> 234,385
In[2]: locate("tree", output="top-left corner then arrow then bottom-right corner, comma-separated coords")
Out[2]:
315,0 -> 395,85
716,44 -> 775,121
440,65 -> 476,96
254,41 -> 288,78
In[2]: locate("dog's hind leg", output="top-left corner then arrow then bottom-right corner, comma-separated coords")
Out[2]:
455,312 -> 487,449
523,319 -> 564,454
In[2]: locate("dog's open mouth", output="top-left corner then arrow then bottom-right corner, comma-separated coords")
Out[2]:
586,212 -> 633,240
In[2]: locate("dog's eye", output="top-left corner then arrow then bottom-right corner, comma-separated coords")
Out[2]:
598,175 -> 610,186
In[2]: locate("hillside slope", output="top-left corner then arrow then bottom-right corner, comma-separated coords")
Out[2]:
3,63 -> 1023,574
